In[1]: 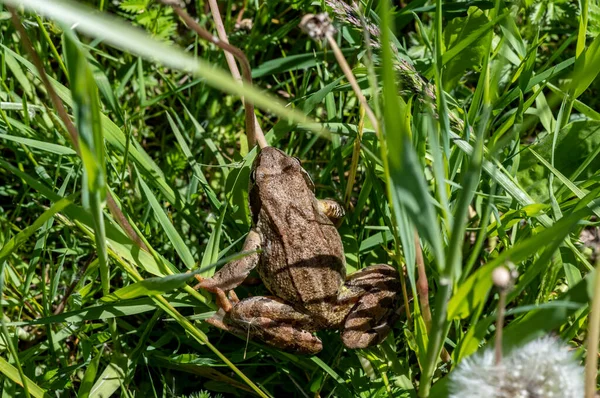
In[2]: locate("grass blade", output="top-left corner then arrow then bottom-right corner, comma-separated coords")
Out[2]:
0,357 -> 47,398
3,0 -> 314,130
137,168 -> 196,270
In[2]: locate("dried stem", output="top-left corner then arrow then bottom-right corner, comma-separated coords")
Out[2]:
344,105 -> 364,208
494,289 -> 507,365
492,266 -> 514,366
54,258 -> 95,315
164,1 -> 266,149
299,14 -> 379,135
207,0 -> 241,82
207,0 -> 265,145
585,257 -> 600,398
326,34 -> 379,134
9,9 -> 79,153
415,230 -> 431,329
415,230 -> 451,362
8,7 -> 145,251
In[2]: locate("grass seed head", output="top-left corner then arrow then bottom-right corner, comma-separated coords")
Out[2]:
299,13 -> 336,41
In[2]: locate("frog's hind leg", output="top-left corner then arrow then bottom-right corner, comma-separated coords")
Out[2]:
224,296 -> 323,355
341,264 -> 401,349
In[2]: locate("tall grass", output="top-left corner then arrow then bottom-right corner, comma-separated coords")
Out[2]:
0,0 -> 598,396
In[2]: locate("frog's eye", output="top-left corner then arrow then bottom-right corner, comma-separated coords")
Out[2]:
250,169 -> 256,184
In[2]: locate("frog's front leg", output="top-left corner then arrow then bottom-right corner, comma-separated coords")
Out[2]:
211,296 -> 323,355
196,229 -> 261,311
340,264 -> 401,349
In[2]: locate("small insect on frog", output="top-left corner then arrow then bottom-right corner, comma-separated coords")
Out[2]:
197,147 -> 401,354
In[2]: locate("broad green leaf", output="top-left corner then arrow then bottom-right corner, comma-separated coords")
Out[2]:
8,296 -> 194,327
310,357 -> 353,398
443,8 -> 490,89
89,356 -> 127,398
0,356 -> 47,398
78,346 -> 104,398
63,30 -> 105,200
3,51 -> 33,97
572,19 -> 600,99
101,272 -> 194,302
63,29 -> 111,303
199,208 -> 227,278
102,251 -> 255,302
448,209 -> 588,320
413,305 -> 429,370
500,7 -> 526,59
516,30 -> 540,93
380,14 -> 443,273
225,148 -> 256,229
518,120 -> 600,202
0,132 -> 76,155
502,275 -> 591,351
441,14 -> 503,69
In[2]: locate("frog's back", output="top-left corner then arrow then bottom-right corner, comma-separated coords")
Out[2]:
257,178 -> 346,324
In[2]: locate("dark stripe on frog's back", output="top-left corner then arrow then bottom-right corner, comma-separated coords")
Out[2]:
257,193 -> 345,318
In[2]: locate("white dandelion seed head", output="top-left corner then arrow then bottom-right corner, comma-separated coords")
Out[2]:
449,336 -> 584,398
492,266 -> 512,289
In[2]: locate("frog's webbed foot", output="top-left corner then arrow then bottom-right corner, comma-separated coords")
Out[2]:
216,296 -> 323,355
195,229 -> 261,311
341,264 -> 401,349
317,199 -> 345,227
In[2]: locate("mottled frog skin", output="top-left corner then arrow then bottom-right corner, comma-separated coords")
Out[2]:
198,147 -> 400,354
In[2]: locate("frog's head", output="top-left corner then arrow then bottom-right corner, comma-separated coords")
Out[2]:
250,146 -> 315,192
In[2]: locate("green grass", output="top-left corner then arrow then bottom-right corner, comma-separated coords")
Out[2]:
0,0 -> 599,397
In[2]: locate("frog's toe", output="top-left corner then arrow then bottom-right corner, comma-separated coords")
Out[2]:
229,296 -> 323,355
342,322 -> 393,349
341,288 -> 398,349
341,264 -> 401,349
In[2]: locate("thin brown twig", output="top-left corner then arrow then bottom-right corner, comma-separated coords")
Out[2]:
494,289 -> 507,365
163,1 -> 266,149
207,0 -> 265,144
326,34 -> 379,135
8,7 -> 146,251
8,8 -> 80,153
415,230 -> 451,362
584,257 -> 600,398
207,0 -> 241,82
344,105 -> 364,208
492,265 -> 514,366
415,230 -> 431,328
106,194 -> 148,251
299,14 -> 379,133
54,258 -> 94,315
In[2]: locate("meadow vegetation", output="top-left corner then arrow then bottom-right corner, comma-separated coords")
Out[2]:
0,0 -> 599,397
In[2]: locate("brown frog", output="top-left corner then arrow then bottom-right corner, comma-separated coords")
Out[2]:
197,146 -> 400,354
